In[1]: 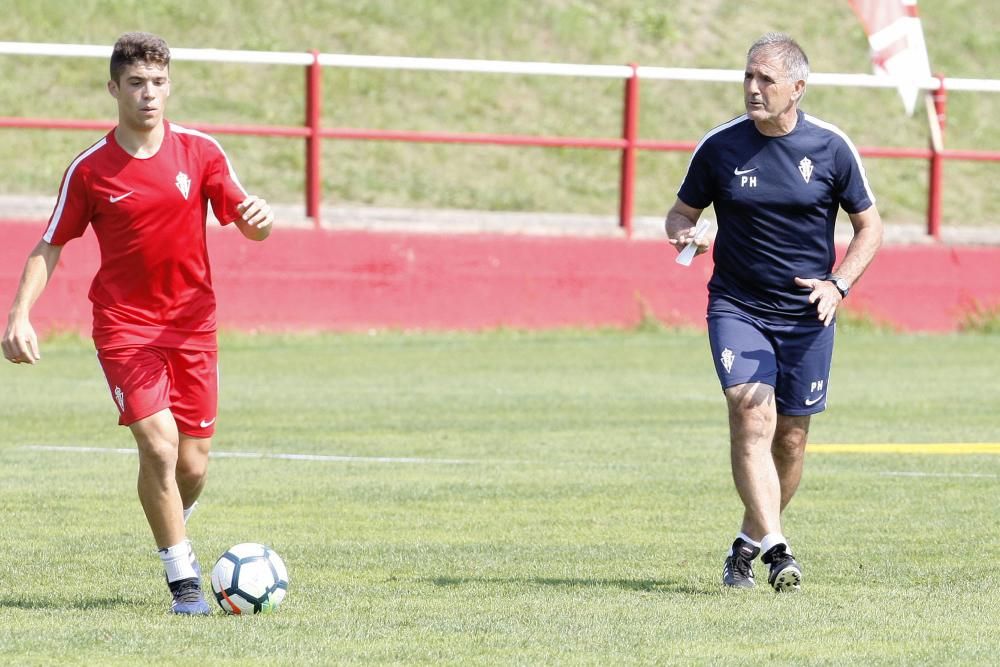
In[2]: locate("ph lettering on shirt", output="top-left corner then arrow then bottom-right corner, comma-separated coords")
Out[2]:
741,175 -> 757,188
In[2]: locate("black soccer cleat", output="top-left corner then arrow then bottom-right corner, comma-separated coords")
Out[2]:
169,576 -> 211,615
722,538 -> 760,588
166,556 -> 209,615
761,543 -> 802,592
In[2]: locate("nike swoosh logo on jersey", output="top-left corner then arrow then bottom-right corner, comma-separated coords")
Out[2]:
733,167 -> 758,176
200,417 -> 217,428
804,395 -> 825,406
109,191 -> 134,203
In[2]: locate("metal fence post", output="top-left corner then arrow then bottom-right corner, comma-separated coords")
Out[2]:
618,63 -> 639,238
305,50 -> 322,228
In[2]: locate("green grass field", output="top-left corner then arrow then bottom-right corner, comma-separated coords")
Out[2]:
0,329 -> 997,664
1,0 -> 998,228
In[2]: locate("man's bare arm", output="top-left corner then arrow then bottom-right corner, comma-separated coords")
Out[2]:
665,198 -> 709,255
833,205 -> 883,286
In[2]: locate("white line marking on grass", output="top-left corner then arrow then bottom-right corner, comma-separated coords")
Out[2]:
812,443 -> 1000,455
21,445 -> 487,465
880,471 -> 998,479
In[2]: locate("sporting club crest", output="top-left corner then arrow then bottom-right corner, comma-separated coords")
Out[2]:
175,171 -> 191,199
798,157 -> 813,184
720,348 -> 735,374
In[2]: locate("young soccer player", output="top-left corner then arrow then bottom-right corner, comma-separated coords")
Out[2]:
2,32 -> 274,614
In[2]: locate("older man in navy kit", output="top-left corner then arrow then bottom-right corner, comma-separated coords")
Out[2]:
665,32 -> 883,591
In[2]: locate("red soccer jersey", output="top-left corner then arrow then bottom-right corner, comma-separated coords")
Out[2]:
43,121 -> 247,350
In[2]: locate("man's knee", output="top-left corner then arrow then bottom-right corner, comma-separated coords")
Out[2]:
727,384 -> 777,445
771,438 -> 805,466
727,382 -> 775,412
772,416 -> 810,459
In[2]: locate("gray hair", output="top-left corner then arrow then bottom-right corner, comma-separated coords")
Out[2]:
747,32 -> 810,83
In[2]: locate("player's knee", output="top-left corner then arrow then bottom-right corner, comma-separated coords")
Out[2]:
176,455 -> 208,487
136,438 -> 178,471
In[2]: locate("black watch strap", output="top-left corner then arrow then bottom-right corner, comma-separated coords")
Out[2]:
828,275 -> 850,298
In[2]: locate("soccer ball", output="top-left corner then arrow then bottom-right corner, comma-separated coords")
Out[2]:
210,543 -> 289,614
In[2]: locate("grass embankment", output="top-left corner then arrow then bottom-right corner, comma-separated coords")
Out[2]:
1,0 -> 997,229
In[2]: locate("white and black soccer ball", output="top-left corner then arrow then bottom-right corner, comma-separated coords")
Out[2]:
210,543 -> 289,615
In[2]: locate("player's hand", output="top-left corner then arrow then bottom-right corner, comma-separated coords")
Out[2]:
794,276 -> 841,327
237,196 -> 274,230
2,317 -> 41,364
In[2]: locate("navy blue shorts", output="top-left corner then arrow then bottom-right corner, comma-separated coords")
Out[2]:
707,299 -> 836,416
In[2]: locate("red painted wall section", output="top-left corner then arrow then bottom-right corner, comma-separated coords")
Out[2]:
2,220 -> 999,335
206,228 -> 715,331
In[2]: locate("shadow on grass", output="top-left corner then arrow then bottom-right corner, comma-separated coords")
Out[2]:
0,596 -> 139,611
427,576 -> 718,596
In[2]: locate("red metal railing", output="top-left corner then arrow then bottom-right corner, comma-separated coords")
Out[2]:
2,44 -> 1000,239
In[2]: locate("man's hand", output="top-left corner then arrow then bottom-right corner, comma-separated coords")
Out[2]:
2,317 -> 40,364
667,222 -> 712,256
665,199 -> 710,258
794,277 -> 841,327
235,195 -> 274,240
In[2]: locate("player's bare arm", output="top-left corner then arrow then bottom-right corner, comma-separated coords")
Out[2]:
2,240 -> 63,364
233,195 -> 274,241
794,205 -> 884,326
665,198 -> 710,255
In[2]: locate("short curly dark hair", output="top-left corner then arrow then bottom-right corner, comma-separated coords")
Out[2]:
110,32 -> 171,82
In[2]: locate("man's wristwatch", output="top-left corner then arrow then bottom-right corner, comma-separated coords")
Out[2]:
828,275 -> 850,298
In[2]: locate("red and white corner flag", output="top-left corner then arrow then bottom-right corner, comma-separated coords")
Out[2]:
847,0 -> 933,116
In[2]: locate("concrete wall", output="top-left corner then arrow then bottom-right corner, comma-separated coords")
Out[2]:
2,220 -> 999,335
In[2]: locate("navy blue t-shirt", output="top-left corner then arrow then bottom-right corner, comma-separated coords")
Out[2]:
678,110 -> 874,319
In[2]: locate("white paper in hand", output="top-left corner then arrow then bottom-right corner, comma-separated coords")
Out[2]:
675,218 -> 711,267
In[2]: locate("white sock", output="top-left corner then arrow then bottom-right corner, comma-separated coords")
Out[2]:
183,501 -> 199,525
159,540 -> 198,583
760,533 -> 789,556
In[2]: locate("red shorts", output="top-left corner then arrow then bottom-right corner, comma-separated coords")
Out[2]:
96,346 -> 219,438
